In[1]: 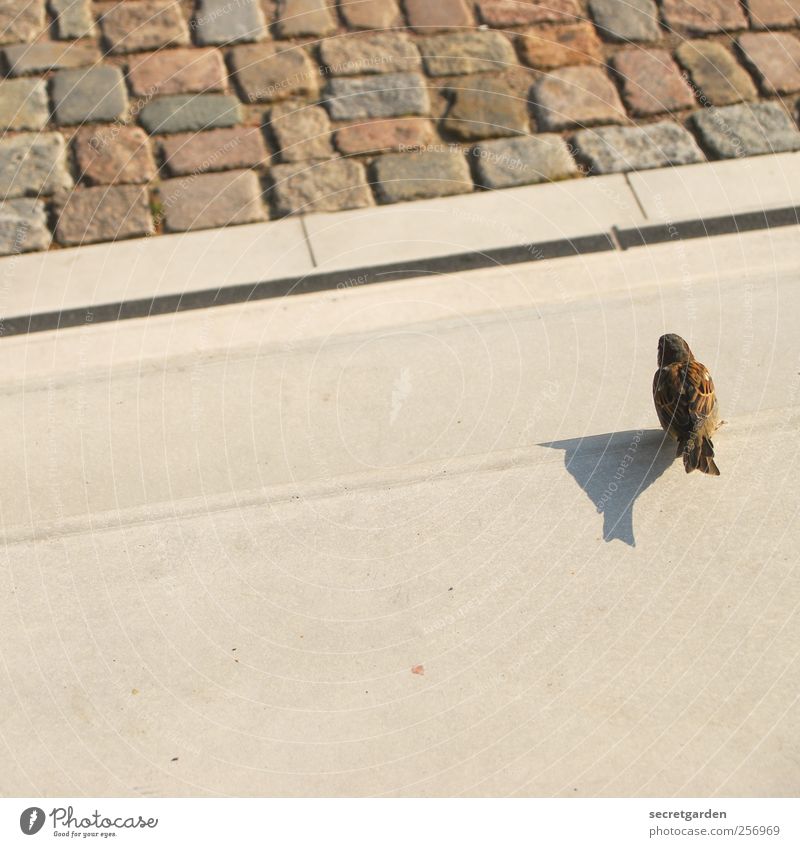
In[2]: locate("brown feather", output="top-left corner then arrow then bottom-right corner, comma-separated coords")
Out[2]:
653,336 -> 720,476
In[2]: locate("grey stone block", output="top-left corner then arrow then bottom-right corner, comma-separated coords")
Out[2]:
49,0 -> 94,39
0,78 -> 49,131
229,43 -> 319,103
572,122 -> 706,173
99,0 -> 190,54
193,0 -> 267,45
0,133 -> 74,198
3,42 -> 100,76
420,31 -> 517,76
320,33 -> 422,76
371,151 -> 474,202
270,159 -> 373,214
690,102 -> 800,158
589,0 -> 662,42
0,199 -> 52,255
275,0 -> 337,37
0,0 -> 45,45
270,104 -> 334,162
676,40 -> 758,107
139,94 -> 242,134
160,170 -> 267,233
326,73 -> 430,120
443,76 -> 530,140
474,134 -> 579,188
531,66 -> 627,131
54,185 -> 154,245
50,66 -> 128,125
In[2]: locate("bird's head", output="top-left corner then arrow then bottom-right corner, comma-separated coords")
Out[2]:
658,333 -> 694,366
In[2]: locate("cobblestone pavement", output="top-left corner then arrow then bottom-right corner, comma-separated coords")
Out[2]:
1,0 -> 799,255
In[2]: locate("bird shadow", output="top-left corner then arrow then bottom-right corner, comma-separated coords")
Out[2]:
540,429 -> 676,547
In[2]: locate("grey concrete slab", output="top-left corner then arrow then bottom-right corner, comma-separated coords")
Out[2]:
627,151 -> 800,221
0,218 -> 314,318
0,226 -> 798,797
303,175 -> 645,271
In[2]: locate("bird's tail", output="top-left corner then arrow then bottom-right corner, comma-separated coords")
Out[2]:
679,434 -> 720,476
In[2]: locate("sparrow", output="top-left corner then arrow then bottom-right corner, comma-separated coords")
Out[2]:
653,333 -> 721,475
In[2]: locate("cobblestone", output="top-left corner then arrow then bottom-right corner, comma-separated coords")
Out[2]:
229,43 -> 319,103
675,41 -> 757,107
588,0 -> 661,43
691,102 -> 800,158
339,0 -> 400,29
159,169 -> 266,232
660,0 -> 748,35
0,199 -> 51,256
531,66 -> 627,131
612,49 -> 695,116
73,126 -> 157,186
140,94 -> 241,133
334,117 -> 434,154
0,0 -> 45,45
270,104 -> 334,161
745,0 -> 800,29
0,78 -> 49,131
193,0 -> 267,46
421,32 -> 516,76
2,0 -> 799,254
476,0 -> 580,27
474,134 -> 578,188
405,0 -> 473,31
51,66 -> 128,125
160,127 -> 268,176
443,77 -> 530,140
99,0 -> 190,54
270,159 -> 373,214
54,185 -> 153,245
127,48 -> 227,98
371,151 -> 473,202
320,33 -> 422,76
50,0 -> 94,40
572,122 -> 704,173
0,133 -> 73,198
738,32 -> 800,96
2,42 -> 99,76
519,23 -> 602,69
326,73 -> 430,120
275,0 -> 337,38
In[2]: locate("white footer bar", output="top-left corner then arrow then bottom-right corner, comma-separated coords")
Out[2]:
2,798 -> 797,846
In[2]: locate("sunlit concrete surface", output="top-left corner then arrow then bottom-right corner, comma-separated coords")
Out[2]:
0,227 -> 798,797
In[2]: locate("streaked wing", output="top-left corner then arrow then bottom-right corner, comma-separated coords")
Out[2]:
653,360 -> 716,437
684,359 -> 717,425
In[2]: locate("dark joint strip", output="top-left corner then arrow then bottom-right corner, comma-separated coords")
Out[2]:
0,234 -> 613,339
614,206 -> 800,250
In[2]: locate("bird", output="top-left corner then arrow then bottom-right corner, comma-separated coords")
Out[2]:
652,333 -> 721,476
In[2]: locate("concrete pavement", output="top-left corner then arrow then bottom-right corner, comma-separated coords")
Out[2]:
0,225 -> 798,796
